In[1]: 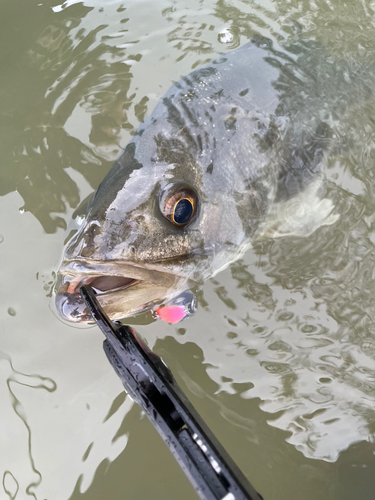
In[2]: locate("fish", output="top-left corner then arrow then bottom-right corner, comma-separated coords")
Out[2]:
56,36 -> 363,324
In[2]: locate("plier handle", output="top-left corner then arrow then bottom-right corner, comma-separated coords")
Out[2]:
80,285 -> 263,500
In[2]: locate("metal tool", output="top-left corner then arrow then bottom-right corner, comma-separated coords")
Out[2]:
80,285 -> 263,500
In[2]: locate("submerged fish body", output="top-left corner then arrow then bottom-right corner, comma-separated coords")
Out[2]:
56,38 -> 352,323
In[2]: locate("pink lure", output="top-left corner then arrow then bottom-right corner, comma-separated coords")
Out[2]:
155,305 -> 187,324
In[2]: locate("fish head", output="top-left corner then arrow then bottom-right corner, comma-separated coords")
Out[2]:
55,119 -> 251,324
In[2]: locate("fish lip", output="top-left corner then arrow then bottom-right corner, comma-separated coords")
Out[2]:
55,258 -> 196,323
58,258 -> 188,286
64,275 -> 141,295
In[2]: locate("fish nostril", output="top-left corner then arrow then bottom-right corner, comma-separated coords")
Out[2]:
130,246 -> 136,254
85,220 -> 101,237
81,245 -> 95,258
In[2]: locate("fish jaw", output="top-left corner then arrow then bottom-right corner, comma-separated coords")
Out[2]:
55,259 -> 190,323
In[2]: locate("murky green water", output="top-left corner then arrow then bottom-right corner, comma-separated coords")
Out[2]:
2,0 -> 375,498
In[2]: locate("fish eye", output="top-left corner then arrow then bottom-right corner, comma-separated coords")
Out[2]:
174,198 -> 193,224
160,187 -> 198,227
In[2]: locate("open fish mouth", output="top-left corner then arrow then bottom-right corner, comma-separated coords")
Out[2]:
65,275 -> 140,296
55,259 -> 186,323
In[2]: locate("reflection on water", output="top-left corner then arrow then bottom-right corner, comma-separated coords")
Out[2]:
0,191 -> 133,499
0,0 -> 146,233
0,351 -> 54,497
2,0 -> 375,498
190,245 -> 375,461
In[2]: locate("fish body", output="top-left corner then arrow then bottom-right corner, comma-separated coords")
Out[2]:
56,38 -> 346,323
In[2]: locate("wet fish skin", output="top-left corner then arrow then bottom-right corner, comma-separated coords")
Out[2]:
56,38 -> 346,322
66,42 -> 282,270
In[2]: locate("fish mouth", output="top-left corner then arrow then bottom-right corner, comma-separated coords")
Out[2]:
55,259 -> 188,323
65,275 -> 140,296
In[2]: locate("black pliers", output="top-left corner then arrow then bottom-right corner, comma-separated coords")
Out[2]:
80,285 -> 263,500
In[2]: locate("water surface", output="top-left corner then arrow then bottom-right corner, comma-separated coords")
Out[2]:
2,0 -> 375,498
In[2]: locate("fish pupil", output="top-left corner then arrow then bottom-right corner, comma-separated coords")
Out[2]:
174,198 -> 193,225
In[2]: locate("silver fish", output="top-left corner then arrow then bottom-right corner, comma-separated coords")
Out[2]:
56,37 -> 359,323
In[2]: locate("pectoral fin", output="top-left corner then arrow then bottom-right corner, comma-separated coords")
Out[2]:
258,180 -> 339,238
